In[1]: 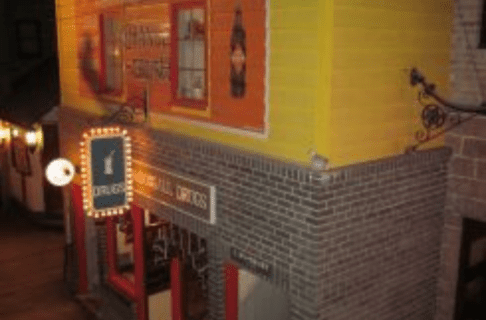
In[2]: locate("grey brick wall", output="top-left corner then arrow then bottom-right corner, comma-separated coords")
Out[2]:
451,0 -> 486,105
314,149 -> 450,320
129,126 -> 320,320
439,0 -> 486,319
59,106 -> 451,320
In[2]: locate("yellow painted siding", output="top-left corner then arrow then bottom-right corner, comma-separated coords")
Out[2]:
315,0 -> 333,164
56,0 -> 453,167
322,0 -> 452,166
56,0 -> 320,164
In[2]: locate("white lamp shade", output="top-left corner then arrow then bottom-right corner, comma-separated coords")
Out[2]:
45,158 -> 76,187
25,131 -> 37,146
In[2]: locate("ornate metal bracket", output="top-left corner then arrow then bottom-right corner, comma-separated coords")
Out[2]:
407,68 -> 486,151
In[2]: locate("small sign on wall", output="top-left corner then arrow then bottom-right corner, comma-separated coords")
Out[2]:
230,247 -> 272,279
133,160 -> 216,225
80,127 -> 133,218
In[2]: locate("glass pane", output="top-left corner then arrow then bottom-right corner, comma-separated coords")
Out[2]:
193,40 -> 205,70
116,211 -> 135,282
19,24 -> 37,37
191,9 -> 205,40
21,40 -> 39,54
178,70 -> 192,99
178,10 -> 191,40
191,71 -> 205,100
183,234 -> 208,320
145,211 -> 172,294
179,41 -> 193,69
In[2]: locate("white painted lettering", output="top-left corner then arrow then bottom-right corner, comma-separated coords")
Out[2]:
93,183 -> 126,199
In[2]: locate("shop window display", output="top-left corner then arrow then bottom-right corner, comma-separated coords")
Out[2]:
145,213 -> 172,294
115,210 -> 135,282
144,212 -> 209,320
182,233 -> 208,320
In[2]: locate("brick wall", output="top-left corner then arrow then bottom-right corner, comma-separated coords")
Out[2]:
437,0 -> 486,319
59,107 -> 320,320
436,122 -> 486,320
315,149 -> 450,320
60,106 -> 451,320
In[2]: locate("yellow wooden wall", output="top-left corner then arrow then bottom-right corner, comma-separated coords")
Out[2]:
323,0 -> 453,166
56,0 -> 321,164
56,0 -> 453,168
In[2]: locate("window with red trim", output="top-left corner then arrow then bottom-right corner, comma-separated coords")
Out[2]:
171,2 -> 208,109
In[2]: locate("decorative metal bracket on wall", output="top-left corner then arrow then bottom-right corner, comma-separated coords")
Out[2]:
407,68 -> 486,152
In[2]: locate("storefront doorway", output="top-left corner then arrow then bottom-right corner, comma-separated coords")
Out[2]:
144,212 -> 209,320
225,264 -> 289,320
455,218 -> 486,320
104,206 -> 211,320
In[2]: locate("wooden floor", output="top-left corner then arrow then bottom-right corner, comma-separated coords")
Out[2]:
0,215 -> 87,320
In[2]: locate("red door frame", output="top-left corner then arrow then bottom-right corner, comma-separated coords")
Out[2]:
72,184 -> 148,320
106,204 -> 147,320
171,257 -> 182,320
72,184 -> 88,294
73,182 -> 198,320
225,263 -> 238,320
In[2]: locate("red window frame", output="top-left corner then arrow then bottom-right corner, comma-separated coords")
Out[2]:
170,1 -> 208,110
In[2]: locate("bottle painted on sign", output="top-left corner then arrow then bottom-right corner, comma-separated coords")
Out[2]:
104,150 -> 115,175
230,5 -> 246,98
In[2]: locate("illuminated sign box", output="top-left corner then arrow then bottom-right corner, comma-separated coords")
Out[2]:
80,127 -> 133,218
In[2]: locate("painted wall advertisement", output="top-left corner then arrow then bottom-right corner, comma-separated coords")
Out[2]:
76,0 -> 267,134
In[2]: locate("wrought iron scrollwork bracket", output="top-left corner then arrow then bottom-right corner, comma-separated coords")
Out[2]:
408,68 -> 486,152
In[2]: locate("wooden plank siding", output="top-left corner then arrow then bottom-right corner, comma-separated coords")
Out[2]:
326,0 -> 452,166
55,0 -> 453,167
56,0 -> 321,164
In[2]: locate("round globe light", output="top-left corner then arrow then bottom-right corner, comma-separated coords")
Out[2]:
25,131 -> 37,147
45,158 -> 76,187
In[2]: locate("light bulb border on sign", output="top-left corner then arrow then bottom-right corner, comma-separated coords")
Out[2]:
80,126 -> 133,219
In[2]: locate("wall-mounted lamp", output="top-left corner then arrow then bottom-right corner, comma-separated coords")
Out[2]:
308,150 -> 331,183
11,128 -> 19,138
45,158 -> 77,187
0,127 -> 9,147
25,130 -> 38,153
